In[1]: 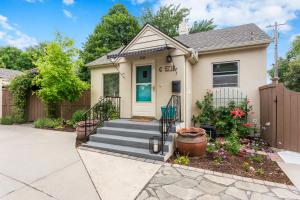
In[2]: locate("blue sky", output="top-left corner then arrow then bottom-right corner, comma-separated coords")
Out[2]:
0,0 -> 300,75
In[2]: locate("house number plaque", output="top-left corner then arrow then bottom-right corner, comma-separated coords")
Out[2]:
159,65 -> 177,72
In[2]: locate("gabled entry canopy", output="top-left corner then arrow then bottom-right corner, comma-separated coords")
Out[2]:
107,23 -> 193,60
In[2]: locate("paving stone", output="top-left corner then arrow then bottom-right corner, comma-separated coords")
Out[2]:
197,194 -> 221,200
196,176 -> 204,182
150,175 -> 181,185
136,190 -> 149,200
163,184 -> 203,200
225,187 -> 248,200
197,180 -> 226,194
145,197 -> 159,200
221,194 -> 238,200
174,177 -> 199,188
250,192 -> 279,200
271,188 -> 300,199
176,168 -> 202,178
265,192 -> 276,197
155,187 -> 180,200
162,166 -> 181,176
235,181 -> 269,193
204,174 -> 236,186
146,187 -> 157,196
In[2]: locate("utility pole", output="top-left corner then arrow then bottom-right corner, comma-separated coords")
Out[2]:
266,22 -> 286,83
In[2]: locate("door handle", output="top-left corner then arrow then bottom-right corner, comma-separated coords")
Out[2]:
152,85 -> 155,91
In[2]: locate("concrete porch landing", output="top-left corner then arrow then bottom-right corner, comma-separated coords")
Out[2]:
82,119 -> 176,161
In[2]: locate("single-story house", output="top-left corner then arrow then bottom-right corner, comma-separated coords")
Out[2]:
84,23 -> 272,160
87,23 -> 272,127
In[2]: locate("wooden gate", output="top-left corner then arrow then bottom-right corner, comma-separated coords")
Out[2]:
2,87 -> 13,117
260,83 -> 300,152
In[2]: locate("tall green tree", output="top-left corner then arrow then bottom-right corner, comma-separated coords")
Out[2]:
189,19 -> 217,34
269,35 -> 300,91
33,33 -> 89,117
141,4 -> 190,37
0,47 -> 32,71
80,3 -> 140,81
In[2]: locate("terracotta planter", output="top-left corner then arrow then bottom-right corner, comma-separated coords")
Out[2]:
76,120 -> 98,140
176,127 -> 207,157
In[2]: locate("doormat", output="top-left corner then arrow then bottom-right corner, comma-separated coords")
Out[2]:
129,117 -> 154,122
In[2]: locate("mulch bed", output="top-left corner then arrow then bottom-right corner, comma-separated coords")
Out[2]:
168,137 -> 293,185
36,125 -> 75,132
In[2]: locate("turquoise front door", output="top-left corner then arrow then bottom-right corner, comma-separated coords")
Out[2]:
136,65 -> 152,102
133,64 -> 155,117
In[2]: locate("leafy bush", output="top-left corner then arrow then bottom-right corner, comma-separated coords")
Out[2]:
0,116 -> 14,125
9,70 -> 36,121
248,154 -> 263,163
174,155 -> 190,166
256,168 -> 264,175
34,118 -> 61,129
242,161 -> 250,172
193,91 -> 255,137
224,132 -> 241,155
70,110 -> 86,125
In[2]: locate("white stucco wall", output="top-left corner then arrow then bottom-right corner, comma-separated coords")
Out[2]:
191,47 -> 267,125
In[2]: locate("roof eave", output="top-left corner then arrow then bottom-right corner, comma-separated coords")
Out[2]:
197,41 -> 272,54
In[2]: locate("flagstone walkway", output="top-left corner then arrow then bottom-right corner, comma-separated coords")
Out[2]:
136,164 -> 300,200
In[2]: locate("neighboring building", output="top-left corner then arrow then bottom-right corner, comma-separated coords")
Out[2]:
0,68 -> 22,86
87,23 -> 272,127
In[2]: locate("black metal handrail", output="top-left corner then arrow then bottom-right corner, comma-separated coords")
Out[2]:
83,96 -> 121,138
160,95 -> 181,155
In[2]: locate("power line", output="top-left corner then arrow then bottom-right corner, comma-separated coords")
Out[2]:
266,22 -> 286,81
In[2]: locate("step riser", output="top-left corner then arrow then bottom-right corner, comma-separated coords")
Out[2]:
97,128 -> 173,141
83,143 -> 165,161
104,121 -> 159,131
89,136 -> 170,151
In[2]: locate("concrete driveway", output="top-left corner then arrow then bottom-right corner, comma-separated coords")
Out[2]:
0,125 -> 100,200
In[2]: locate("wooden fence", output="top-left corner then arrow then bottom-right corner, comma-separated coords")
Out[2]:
260,83 -> 300,152
2,87 -> 91,121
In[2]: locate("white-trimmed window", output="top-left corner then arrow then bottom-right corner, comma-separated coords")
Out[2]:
213,61 -> 239,88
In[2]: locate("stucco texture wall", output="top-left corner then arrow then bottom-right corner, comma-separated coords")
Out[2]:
191,47 -> 267,125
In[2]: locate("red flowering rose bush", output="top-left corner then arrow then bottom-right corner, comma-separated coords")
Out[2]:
193,91 -> 255,137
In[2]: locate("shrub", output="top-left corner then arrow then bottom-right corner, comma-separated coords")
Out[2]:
71,110 -> 86,125
242,161 -> 250,172
174,155 -> 190,166
0,116 -> 14,125
256,168 -> 264,175
224,132 -> 241,155
9,70 -> 36,122
248,154 -> 263,163
34,118 -> 61,129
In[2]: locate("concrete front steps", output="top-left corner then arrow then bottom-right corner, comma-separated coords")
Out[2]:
82,119 -> 176,161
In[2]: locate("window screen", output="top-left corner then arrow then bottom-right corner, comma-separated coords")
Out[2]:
103,73 -> 119,97
213,62 -> 238,87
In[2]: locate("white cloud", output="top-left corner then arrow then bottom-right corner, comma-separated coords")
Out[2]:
131,0 -> 150,4
0,14 -> 38,49
63,9 -> 74,19
63,9 -> 72,18
157,0 -> 300,31
290,33 -> 300,41
63,0 -> 74,5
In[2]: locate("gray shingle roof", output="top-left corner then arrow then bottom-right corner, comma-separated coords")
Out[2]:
175,23 -> 272,53
0,68 -> 22,81
87,23 -> 271,67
